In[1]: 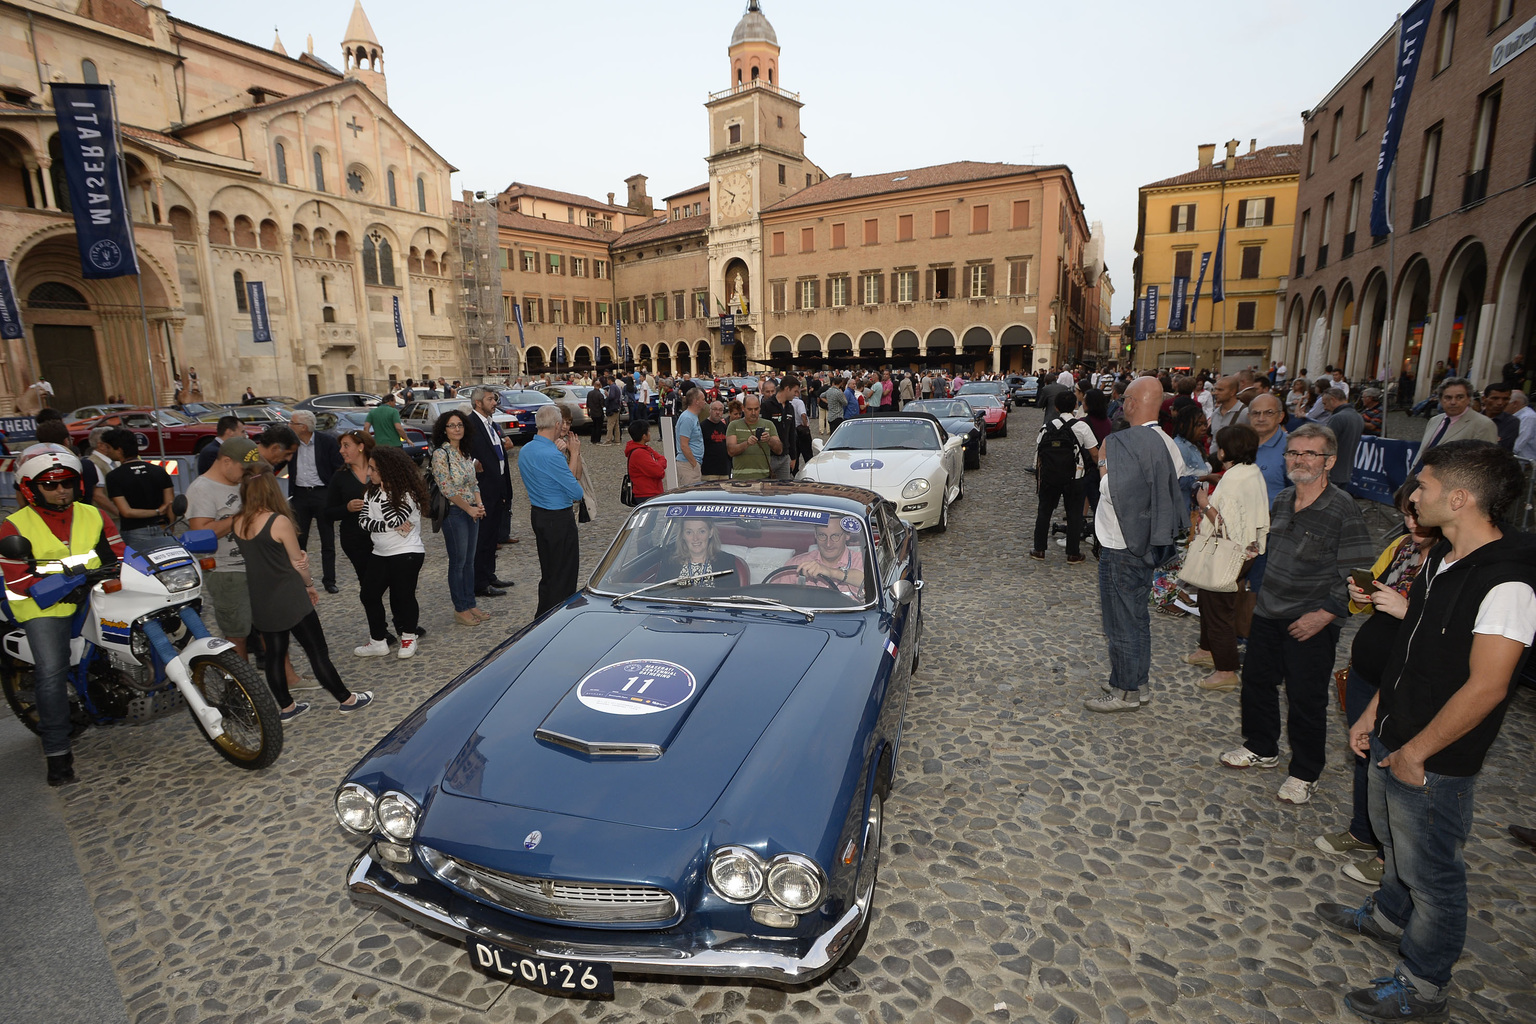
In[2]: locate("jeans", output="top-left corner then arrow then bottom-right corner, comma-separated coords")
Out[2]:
289,485 -> 337,587
1238,614 -> 1341,781
531,505 -> 579,618
361,552 -> 424,640
1034,476 -> 1083,557
21,615 -> 74,756
441,507 -> 479,613
262,610 -> 350,709
1098,546 -> 1153,693
121,524 -> 171,552
1346,669 -> 1380,847
1368,735 -> 1476,994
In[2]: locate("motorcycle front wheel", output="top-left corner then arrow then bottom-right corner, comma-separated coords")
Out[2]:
0,653 -> 91,738
186,651 -> 283,769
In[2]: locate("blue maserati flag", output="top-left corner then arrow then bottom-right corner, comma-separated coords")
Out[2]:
49,83 -> 139,280
1168,276 -> 1189,332
0,260 -> 24,341
513,300 -> 526,347
392,295 -> 406,348
1134,294 -> 1147,343
556,335 -> 566,365
1211,206 -> 1228,304
1145,285 -> 1160,338
1189,252 -> 1212,328
246,280 -> 272,342
1371,0 -> 1435,238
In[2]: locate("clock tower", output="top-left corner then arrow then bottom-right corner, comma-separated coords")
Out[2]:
706,1 -> 813,370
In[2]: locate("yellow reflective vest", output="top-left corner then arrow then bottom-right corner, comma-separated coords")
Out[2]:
4,503 -> 105,621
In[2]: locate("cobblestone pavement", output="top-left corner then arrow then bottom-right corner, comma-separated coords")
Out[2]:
17,415 -> 1536,1024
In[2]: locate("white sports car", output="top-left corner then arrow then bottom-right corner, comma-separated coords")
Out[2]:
798,414 -> 964,531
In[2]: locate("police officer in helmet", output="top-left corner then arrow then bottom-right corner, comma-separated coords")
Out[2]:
0,443 -> 124,785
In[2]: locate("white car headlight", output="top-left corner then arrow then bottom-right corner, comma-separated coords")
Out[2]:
766,854 -> 824,911
708,845 -> 766,903
375,792 -> 420,842
901,478 -> 931,499
335,783 -> 377,834
159,565 -> 201,593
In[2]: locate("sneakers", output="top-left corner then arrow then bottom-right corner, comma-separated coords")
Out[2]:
1197,671 -> 1239,692
354,638 -> 390,657
1183,649 -> 1215,668
1097,680 -> 1152,703
279,702 -> 311,723
1316,897 -> 1401,950
1315,830 -> 1376,855
1345,857 -> 1385,886
339,691 -> 374,714
1277,775 -> 1319,804
1344,971 -> 1448,1022
1084,687 -> 1144,713
1220,746 -> 1280,769
397,633 -> 418,659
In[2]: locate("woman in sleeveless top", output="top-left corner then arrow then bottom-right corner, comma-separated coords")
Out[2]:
233,462 -> 371,721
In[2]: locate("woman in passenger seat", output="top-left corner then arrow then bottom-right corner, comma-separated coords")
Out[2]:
664,518 -> 730,586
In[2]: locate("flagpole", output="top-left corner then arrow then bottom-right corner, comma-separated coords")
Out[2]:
110,83 -> 165,458
1383,162 -> 1396,440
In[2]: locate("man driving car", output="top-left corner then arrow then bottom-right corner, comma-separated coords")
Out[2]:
783,521 -> 866,598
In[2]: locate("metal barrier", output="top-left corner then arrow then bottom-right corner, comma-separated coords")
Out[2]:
143,456 -> 199,498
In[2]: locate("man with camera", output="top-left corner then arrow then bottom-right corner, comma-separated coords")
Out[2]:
725,395 -> 782,481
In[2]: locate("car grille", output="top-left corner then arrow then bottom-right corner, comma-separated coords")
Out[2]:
418,846 -> 678,924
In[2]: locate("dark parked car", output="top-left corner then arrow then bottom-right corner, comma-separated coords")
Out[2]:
317,410 -> 429,463
905,399 -> 986,469
1006,375 -> 1038,407
293,392 -> 382,414
496,389 -> 555,443
334,483 -> 920,995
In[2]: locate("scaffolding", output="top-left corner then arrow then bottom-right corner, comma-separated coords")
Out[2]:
456,193 -> 510,381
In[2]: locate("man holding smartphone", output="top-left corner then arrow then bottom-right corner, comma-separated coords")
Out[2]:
725,395 -> 781,481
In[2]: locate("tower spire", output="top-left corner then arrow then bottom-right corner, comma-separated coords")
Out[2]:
342,0 -> 387,102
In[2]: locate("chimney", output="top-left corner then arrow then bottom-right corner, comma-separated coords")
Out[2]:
1197,143 -> 1216,169
1248,138 -> 1257,154
607,192 -> 615,206
1224,138 -> 1240,171
624,174 -> 650,214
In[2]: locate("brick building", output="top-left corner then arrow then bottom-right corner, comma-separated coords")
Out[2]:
1285,0 -> 1536,394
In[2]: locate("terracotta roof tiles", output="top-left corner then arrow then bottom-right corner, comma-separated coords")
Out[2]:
500,181 -> 631,214
1143,146 -> 1302,189
614,213 -> 710,248
762,160 -> 1056,213
493,208 -> 616,244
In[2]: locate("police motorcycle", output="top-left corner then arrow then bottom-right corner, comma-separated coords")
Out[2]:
0,452 -> 282,770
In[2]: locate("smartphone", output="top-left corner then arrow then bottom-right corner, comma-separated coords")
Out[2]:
1350,569 -> 1375,593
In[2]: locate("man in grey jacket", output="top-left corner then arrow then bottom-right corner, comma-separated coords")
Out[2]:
1086,376 -> 1184,713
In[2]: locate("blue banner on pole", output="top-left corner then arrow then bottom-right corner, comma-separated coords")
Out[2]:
1371,0 -> 1436,238
556,335 -> 566,365
720,313 -> 736,350
1134,293 -> 1147,343
1145,286 -> 1159,338
617,318 -> 631,369
1211,207 -> 1228,304
392,296 -> 406,348
245,280 -> 271,343
513,300 -> 526,347
0,260 -> 24,341
1189,252 -> 1212,329
1349,435 -> 1421,504
1168,276 -> 1189,332
49,83 -> 139,280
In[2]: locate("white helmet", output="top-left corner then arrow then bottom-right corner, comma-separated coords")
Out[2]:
16,443 -> 83,506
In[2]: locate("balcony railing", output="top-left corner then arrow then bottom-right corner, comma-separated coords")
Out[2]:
1462,169 -> 1489,207
707,78 -> 800,102
1342,232 -> 1356,259
1411,195 -> 1433,229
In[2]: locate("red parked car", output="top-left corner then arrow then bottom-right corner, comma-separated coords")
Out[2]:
69,408 -> 263,457
960,395 -> 1009,437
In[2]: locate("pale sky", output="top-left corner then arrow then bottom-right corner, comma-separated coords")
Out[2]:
172,0 -> 1406,320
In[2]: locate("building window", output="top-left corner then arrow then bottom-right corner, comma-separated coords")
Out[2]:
1330,109 -> 1344,158
1235,302 -> 1257,331
1357,80 -> 1373,137
428,288 -> 435,315
1415,123 -> 1442,227
387,170 -> 397,206
971,205 -> 989,233
596,301 -> 610,325
362,234 -> 395,287
931,267 -> 955,300
798,279 -> 817,309
861,273 -> 881,305
595,259 -> 609,279
1240,197 -> 1274,227
893,215 -> 912,242
1307,132 -> 1318,176
234,271 -> 247,312
933,209 -> 950,237
771,281 -> 787,312
524,298 -> 541,324
274,142 -> 288,184
417,176 -> 427,212
1174,250 -> 1193,278
1241,246 -> 1262,279
800,227 -> 814,253
499,247 -> 510,269
1319,194 -> 1333,269
864,219 -> 878,245
1466,86 -> 1500,206
806,173 -> 812,188
830,277 -> 849,308
522,250 -> 537,273
1011,200 -> 1031,229
1435,2 -> 1457,73
1493,0 -> 1514,29
671,292 -> 685,320
347,170 -> 365,194
313,150 -> 326,192
1170,204 -> 1196,232
618,299 -> 630,323
778,163 -> 786,185
549,299 -> 565,324
771,231 -> 786,256
965,264 -> 991,298
728,123 -> 741,145
81,59 -> 99,84
1007,259 -> 1029,296
896,270 -> 918,302
693,292 -> 709,318
652,296 -> 667,322
546,253 -> 562,275
1345,176 -> 1362,256
1297,210 -> 1311,276
571,256 -> 587,278
831,222 -> 845,249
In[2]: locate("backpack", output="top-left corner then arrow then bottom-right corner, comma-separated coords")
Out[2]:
1037,417 -> 1085,484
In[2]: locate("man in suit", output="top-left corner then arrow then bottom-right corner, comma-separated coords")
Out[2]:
469,386 -> 516,597
1412,377 -> 1497,471
287,411 -> 344,593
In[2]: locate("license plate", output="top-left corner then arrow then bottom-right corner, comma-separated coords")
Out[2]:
468,939 -> 614,999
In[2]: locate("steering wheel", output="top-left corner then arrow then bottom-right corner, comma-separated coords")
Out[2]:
763,564 -> 838,590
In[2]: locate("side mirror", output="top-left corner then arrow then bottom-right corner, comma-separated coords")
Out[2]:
888,579 -> 915,606
0,534 -> 33,561
811,438 -> 825,455
172,494 -> 188,518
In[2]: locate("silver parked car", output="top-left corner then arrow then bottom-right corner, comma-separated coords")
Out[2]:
536,384 -> 596,429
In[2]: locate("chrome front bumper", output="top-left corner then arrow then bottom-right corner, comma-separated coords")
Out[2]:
346,849 -> 867,984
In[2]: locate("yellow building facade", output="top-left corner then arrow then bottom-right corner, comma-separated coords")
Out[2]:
1134,140 -> 1299,373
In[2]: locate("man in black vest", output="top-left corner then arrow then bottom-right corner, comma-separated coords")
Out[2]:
1317,440 -> 1536,1023
468,387 -> 516,597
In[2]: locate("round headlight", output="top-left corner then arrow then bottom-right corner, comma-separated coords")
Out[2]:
767,854 -> 824,911
334,783 -> 376,834
375,792 -> 420,842
708,846 -> 766,903
901,478 -> 931,499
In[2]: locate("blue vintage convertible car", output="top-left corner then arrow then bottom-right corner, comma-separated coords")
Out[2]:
335,482 -> 922,996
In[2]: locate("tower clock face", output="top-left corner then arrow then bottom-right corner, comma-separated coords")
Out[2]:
718,170 -> 752,219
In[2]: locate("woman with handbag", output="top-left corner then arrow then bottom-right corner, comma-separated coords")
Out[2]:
353,447 -> 428,659
431,410 -> 487,627
1183,424 -> 1269,692
625,420 -> 667,502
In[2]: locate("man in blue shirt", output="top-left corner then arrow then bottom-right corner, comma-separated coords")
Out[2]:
1247,392 -> 1288,595
675,387 -> 705,488
518,404 -> 587,618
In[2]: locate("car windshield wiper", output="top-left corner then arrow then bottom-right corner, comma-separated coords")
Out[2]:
611,569 -> 736,607
712,594 -> 817,621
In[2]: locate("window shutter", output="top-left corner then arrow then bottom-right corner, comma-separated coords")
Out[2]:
1264,197 -> 1275,226
812,280 -> 820,308
889,272 -> 899,302
1170,205 -> 1179,233
982,264 -> 992,296
877,274 -> 885,304
925,269 -> 934,300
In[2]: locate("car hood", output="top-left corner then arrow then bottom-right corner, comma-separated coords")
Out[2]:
438,611 -> 828,830
937,417 -> 977,436
802,447 -> 942,488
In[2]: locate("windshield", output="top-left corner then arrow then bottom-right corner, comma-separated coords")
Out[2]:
501,390 -> 552,405
964,395 -> 1003,410
590,502 -> 875,609
826,418 -> 941,451
958,382 -> 1005,396
908,400 -> 973,419
722,377 -> 758,389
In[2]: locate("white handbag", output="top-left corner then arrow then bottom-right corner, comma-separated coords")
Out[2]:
1178,509 -> 1248,593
